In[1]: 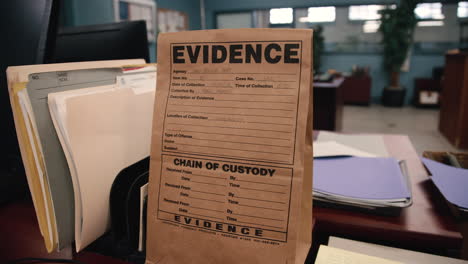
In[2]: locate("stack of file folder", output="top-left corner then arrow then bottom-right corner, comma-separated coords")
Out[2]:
6,60 -> 156,252
422,157 -> 468,218
313,157 -> 412,215
313,132 -> 412,215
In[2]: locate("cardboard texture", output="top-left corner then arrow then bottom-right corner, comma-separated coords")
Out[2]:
146,29 -> 313,263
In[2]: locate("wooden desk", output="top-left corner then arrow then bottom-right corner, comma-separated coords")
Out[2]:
314,78 -> 344,131
1,134 -> 463,262
0,200 -> 132,263
439,53 -> 468,149
313,134 -> 463,255
0,200 -> 72,261
342,75 -> 371,105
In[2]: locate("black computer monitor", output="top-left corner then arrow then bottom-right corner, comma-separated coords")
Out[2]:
0,0 -> 59,203
49,20 -> 150,63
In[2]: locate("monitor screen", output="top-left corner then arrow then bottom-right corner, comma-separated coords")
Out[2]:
50,20 -> 150,63
0,0 -> 59,203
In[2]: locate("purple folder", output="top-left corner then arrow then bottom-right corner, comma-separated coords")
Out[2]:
313,157 -> 410,200
421,157 -> 468,209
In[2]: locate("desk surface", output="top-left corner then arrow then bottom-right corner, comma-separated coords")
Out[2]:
0,134 -> 463,262
313,134 -> 463,250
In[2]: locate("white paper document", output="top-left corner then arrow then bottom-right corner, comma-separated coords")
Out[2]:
317,131 -> 389,157
315,245 -> 402,264
314,141 -> 376,158
48,67 -> 156,251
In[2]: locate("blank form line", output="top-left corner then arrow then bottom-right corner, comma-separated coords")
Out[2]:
174,86 -> 296,90
188,212 -> 223,220
167,123 -> 292,133
166,129 -> 291,141
235,179 -> 287,187
191,173 -> 226,180
192,138 -> 291,148
191,189 -> 225,196
233,213 -> 284,222
238,204 -> 285,212
236,220 -> 282,229
175,143 -> 291,156
188,79 -> 232,81
240,187 -> 286,194
202,85 -> 233,88
209,119 -> 293,126
192,180 -> 226,187
216,99 -> 295,104
167,111 -> 293,119
249,87 -> 296,90
190,196 -> 224,203
188,72 -> 297,75
255,80 -> 296,83
189,206 -> 224,213
168,103 -> 294,111
237,196 -> 285,204
195,93 -> 295,97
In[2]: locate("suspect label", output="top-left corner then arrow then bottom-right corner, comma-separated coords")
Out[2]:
161,41 -> 302,165
157,154 -> 293,242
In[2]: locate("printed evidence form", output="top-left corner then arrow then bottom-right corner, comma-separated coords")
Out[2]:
155,39 -> 305,243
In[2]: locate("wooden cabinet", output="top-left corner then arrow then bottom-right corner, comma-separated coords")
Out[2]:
314,78 -> 344,131
342,76 -> 371,105
439,53 -> 468,149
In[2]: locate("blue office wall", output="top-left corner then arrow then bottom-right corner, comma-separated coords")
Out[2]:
158,0 -> 201,30
204,0 -> 399,29
205,0 -> 450,104
63,0 -> 201,62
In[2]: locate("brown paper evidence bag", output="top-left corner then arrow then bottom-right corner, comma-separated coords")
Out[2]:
146,29 -> 313,264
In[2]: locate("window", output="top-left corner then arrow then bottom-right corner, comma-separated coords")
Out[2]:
269,8 -> 293,24
299,6 -> 335,23
114,0 -> 157,42
414,3 -> 444,20
348,5 -> 390,21
458,2 -> 468,18
363,20 -> 381,33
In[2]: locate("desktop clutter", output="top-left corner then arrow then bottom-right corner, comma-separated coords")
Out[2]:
7,28 -> 314,264
313,132 -> 412,216
7,60 -> 156,256
5,28 -> 468,264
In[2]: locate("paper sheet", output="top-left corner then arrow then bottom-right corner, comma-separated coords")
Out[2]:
313,141 -> 376,158
10,83 -> 57,251
315,245 -> 402,264
48,68 -> 156,251
317,131 -> 389,157
17,90 -> 55,247
329,236 -> 468,264
138,183 -> 148,252
422,158 -> 468,209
